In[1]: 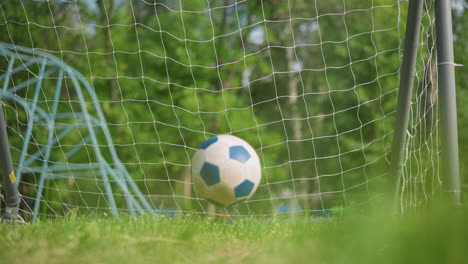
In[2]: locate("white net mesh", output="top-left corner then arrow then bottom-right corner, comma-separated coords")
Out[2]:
399,0 -> 441,211
0,0 -> 439,219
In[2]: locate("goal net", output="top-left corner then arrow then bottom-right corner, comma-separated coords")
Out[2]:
0,0 -> 439,219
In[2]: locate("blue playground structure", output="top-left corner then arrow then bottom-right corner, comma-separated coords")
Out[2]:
0,43 -> 153,222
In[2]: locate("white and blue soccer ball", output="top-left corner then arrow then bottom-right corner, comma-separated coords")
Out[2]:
191,135 -> 261,207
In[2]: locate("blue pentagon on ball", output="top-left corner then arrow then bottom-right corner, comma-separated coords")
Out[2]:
200,162 -> 220,186
199,136 -> 218,149
229,145 -> 251,163
234,180 -> 254,198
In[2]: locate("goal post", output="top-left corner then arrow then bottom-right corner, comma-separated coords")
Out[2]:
434,0 -> 461,205
0,101 -> 21,222
391,0 -> 461,211
389,0 -> 425,211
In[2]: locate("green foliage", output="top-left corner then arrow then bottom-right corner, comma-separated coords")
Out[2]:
0,0 -> 465,216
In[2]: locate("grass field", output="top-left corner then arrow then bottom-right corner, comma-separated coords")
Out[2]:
1,199 -> 467,264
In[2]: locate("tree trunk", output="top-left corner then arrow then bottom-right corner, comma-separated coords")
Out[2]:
98,0 -> 118,102
285,32 -> 308,211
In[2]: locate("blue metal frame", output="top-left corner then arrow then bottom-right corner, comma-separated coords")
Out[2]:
0,43 -> 154,222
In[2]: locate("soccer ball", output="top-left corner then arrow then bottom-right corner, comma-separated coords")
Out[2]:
191,135 -> 261,207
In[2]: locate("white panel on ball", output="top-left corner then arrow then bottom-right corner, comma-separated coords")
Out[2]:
203,140 -> 229,167
220,161 -> 247,190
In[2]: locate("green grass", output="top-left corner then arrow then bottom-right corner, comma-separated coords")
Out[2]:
1,199 -> 467,264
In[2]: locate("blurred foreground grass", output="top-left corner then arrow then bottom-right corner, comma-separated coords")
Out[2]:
1,198 -> 467,264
